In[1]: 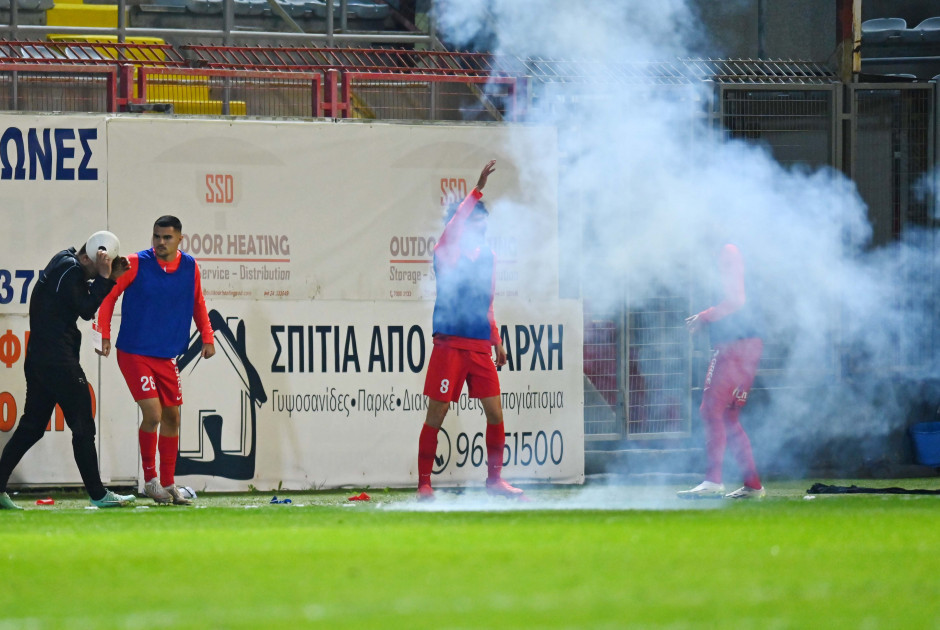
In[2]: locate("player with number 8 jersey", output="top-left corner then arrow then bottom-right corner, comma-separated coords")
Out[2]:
416,160 -> 525,501
97,215 -> 215,505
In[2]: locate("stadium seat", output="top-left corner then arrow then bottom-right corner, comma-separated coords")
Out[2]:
186,0 -> 223,14
143,0 -> 189,8
309,0 -> 390,20
276,0 -> 310,18
912,16 -> 940,43
913,16 -> 940,31
61,45 -> 107,61
234,0 -> 268,15
861,17 -> 907,44
15,44 -> 64,59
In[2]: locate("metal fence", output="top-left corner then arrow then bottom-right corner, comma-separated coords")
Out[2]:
574,70 -> 935,441
718,84 -> 842,393
849,84 -> 935,371
341,72 -> 519,121
138,67 -> 321,117
624,292 -> 691,438
583,303 -> 620,440
0,42 -> 518,120
721,85 -> 837,168
0,52 -> 934,443
0,63 -> 115,112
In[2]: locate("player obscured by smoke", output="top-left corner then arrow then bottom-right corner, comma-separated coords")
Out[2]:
416,160 -> 525,501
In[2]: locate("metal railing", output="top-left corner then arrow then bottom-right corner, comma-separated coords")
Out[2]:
0,49 -> 933,442
0,62 -> 116,112
137,66 -> 321,116
182,44 -> 497,75
0,41 -> 517,117
0,39 -> 187,66
338,71 -> 521,121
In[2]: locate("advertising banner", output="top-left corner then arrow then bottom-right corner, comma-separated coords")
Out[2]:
0,114 -> 137,486
106,118 -> 559,303
3,115 -> 580,490
166,299 -> 582,491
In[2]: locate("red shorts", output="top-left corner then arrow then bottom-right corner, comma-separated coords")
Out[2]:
701,338 -> 763,416
423,344 -> 500,403
116,350 -> 183,408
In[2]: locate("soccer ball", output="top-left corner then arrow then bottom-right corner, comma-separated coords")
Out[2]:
85,231 -> 120,259
177,486 -> 197,499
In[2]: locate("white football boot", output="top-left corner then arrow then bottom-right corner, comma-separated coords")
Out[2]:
145,478 -> 172,504
676,480 -> 726,499
724,485 -> 766,500
163,484 -> 194,506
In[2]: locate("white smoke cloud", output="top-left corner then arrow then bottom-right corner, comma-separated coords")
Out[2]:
434,0 -> 938,480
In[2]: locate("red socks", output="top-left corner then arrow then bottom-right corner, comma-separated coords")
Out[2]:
485,422 -> 506,482
703,408 -> 762,489
139,429 -> 158,482
417,424 -> 439,488
418,422 -> 507,487
724,409 -> 762,489
703,412 -> 726,484
158,435 -> 179,488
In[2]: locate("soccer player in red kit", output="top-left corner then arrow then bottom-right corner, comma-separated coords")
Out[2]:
416,160 -> 525,501
678,243 -> 766,500
97,215 -> 215,505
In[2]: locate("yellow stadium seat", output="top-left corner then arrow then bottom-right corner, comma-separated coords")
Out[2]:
46,4 -> 124,28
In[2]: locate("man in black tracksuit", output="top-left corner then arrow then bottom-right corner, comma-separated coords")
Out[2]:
0,240 -> 136,509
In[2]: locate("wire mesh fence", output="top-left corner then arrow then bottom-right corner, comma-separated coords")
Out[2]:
583,305 -> 620,440
138,68 -> 320,117
719,85 -> 841,386
722,86 -> 835,168
0,64 -> 114,112
625,293 -> 691,438
0,50 -> 934,444
343,73 -> 518,121
851,84 -> 935,371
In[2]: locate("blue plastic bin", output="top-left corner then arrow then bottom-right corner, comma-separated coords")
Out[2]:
910,422 -> 940,467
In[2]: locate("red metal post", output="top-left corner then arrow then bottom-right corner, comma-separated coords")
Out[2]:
106,68 -> 117,112
324,68 -> 340,117
339,70 -> 351,118
313,74 -> 323,118
137,67 -> 148,102
513,76 -> 528,121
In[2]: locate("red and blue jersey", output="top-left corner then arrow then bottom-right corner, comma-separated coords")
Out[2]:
98,248 -> 213,358
431,188 -> 500,354
700,244 -> 765,346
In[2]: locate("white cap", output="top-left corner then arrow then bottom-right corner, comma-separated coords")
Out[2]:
85,231 -> 120,259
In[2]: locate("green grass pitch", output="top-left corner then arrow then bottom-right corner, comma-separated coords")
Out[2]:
1,480 -> 939,629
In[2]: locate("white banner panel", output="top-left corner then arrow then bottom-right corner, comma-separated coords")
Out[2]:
105,118 -> 559,304
0,114 -> 138,485
2,115 -> 580,490
170,299 -> 582,491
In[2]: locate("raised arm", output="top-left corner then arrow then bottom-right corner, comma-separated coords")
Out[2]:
436,160 -> 496,264
686,244 -> 746,333
63,251 -> 117,321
